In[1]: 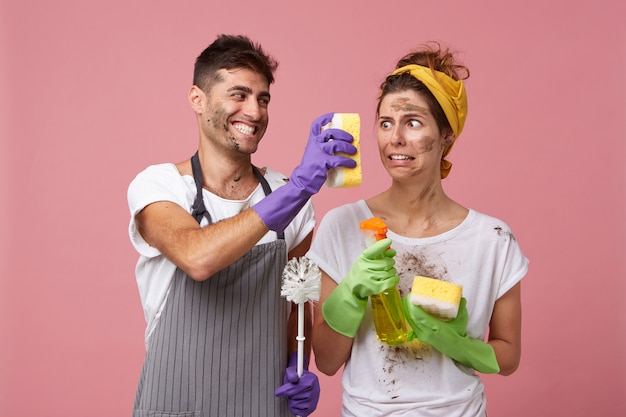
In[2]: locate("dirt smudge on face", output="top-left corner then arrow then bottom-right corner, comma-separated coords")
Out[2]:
419,137 -> 436,153
390,97 -> 421,113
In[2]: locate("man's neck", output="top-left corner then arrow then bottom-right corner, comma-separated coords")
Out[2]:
195,147 -> 259,200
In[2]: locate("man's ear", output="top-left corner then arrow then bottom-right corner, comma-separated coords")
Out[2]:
188,85 -> 205,113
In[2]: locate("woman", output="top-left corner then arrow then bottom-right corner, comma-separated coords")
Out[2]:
307,43 -> 528,416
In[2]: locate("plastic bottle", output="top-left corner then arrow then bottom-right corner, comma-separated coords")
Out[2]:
359,218 -> 409,345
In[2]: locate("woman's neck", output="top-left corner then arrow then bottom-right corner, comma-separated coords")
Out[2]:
366,181 -> 467,238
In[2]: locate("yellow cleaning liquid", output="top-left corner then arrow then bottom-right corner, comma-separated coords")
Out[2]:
360,218 -> 409,345
370,289 -> 408,345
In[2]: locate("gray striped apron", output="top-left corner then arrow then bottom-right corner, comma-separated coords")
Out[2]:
133,152 -> 290,417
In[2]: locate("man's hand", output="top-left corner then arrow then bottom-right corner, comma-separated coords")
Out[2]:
252,113 -> 357,234
274,353 -> 320,417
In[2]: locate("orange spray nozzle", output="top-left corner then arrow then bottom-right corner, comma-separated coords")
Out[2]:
360,217 -> 388,243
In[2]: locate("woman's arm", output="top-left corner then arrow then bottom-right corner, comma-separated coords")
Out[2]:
311,272 -> 355,375
488,282 -> 522,375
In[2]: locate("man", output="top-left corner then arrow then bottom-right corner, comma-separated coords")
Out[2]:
127,34 -> 356,417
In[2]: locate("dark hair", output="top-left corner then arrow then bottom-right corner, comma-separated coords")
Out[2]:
378,42 -> 469,135
193,34 -> 279,92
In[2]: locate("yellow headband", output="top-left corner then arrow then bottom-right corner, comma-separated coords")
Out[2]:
389,64 -> 468,178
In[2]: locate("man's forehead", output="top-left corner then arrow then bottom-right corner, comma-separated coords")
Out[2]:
218,67 -> 269,87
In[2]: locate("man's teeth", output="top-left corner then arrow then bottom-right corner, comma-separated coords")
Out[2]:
390,155 -> 412,160
234,124 -> 255,135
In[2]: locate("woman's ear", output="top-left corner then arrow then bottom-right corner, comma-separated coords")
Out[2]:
442,130 -> 455,147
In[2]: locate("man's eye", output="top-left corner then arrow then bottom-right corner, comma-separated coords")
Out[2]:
409,119 -> 422,128
381,121 -> 392,129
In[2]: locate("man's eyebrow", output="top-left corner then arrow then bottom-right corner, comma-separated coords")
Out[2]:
227,85 -> 253,94
226,85 -> 271,100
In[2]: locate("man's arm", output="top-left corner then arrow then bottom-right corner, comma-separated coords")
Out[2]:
136,201 -> 269,281
136,112 -> 356,282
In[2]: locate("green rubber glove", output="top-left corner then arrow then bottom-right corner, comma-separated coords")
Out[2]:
402,297 -> 500,374
322,238 -> 398,338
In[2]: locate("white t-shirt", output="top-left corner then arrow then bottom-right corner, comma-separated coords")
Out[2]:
127,163 -> 316,345
307,200 -> 528,417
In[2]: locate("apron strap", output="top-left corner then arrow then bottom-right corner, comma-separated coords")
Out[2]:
190,151 -> 209,224
254,165 -> 272,195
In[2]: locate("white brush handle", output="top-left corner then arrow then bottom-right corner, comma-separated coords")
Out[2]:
296,302 -> 306,417
297,302 -> 305,378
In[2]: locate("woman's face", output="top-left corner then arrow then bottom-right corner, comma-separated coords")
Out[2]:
376,90 -> 452,180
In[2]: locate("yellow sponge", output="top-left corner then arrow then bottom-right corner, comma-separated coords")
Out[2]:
410,276 -> 463,320
323,113 -> 362,188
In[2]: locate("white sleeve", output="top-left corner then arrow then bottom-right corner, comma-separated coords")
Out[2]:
127,164 -> 192,258
307,202 -> 369,284
496,225 -> 529,298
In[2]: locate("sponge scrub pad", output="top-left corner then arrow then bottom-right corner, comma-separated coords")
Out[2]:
410,276 -> 463,320
323,113 -> 362,188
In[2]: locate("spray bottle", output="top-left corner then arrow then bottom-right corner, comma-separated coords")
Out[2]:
359,218 -> 409,345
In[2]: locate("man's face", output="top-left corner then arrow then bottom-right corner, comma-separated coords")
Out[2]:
199,67 -> 271,156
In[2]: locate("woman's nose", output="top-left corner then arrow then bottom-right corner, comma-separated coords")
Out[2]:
390,126 -> 405,146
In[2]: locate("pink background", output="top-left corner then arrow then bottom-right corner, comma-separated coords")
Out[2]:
1,0 -> 625,415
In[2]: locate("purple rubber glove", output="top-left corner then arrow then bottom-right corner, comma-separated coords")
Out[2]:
253,113 -> 357,234
274,352 -> 320,417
